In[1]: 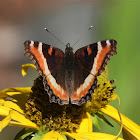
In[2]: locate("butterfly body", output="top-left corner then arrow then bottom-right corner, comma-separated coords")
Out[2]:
24,39 -> 117,105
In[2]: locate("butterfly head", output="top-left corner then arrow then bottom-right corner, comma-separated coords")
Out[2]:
65,43 -> 73,54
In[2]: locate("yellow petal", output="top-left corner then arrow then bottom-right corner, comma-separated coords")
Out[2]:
0,110 -> 38,131
0,91 -> 8,98
111,93 -> 118,100
21,64 -> 36,77
42,130 -> 65,140
3,87 -> 32,95
100,105 -> 140,140
64,132 -> 123,140
122,128 -> 135,140
76,112 -> 92,133
0,99 -> 5,105
0,106 -> 11,117
0,113 -> 11,132
2,101 -> 24,114
8,120 -> 37,128
9,110 -> 38,129
2,87 -> 32,110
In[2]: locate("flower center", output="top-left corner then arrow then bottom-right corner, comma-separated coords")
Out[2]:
25,77 -> 86,132
25,67 -> 116,132
86,79 -> 117,112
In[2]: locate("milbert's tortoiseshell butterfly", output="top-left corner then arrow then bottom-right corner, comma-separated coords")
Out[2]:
24,36 -> 117,106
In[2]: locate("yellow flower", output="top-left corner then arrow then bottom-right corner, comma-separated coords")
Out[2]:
0,64 -> 139,140
101,105 -> 140,140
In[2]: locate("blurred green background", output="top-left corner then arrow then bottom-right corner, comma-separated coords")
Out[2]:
98,0 -> 140,136
0,0 -> 140,139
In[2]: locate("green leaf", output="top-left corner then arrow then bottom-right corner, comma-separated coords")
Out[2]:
31,133 -> 45,140
90,114 -> 101,130
66,136 -> 75,140
95,112 -> 114,127
14,128 -> 37,140
30,128 -> 47,140
61,134 -> 68,140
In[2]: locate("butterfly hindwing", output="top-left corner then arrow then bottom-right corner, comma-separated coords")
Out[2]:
71,60 -> 97,105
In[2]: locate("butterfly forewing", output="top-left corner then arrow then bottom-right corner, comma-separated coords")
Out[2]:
71,39 -> 117,105
24,40 -> 69,105
24,40 -> 64,76
75,39 -> 117,76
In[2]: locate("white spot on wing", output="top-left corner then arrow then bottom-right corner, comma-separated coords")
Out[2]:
30,40 -> 34,46
91,41 -> 102,75
106,40 -> 111,46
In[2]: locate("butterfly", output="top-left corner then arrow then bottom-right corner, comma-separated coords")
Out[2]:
24,39 -> 117,105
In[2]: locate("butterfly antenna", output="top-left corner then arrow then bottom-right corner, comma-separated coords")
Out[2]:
44,28 -> 65,47
72,25 -> 93,47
